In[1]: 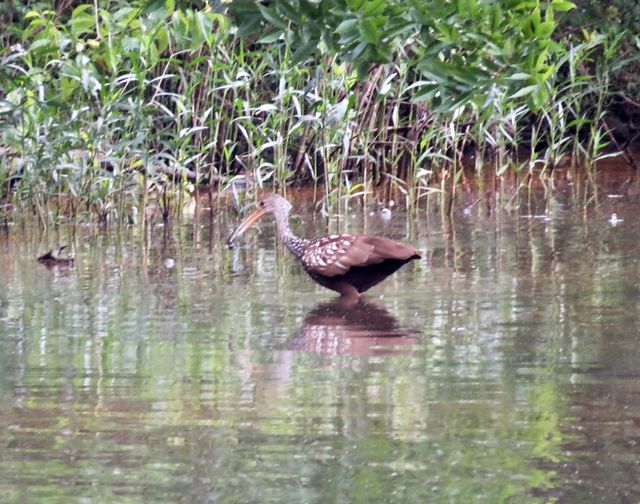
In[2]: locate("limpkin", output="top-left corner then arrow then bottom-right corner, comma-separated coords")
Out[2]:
227,193 -> 420,298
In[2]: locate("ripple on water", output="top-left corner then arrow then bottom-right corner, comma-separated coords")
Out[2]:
2,190 -> 640,501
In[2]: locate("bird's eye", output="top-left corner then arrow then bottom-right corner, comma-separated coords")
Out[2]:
259,201 -> 265,207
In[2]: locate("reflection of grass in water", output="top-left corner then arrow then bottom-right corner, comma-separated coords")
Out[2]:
3,196 -> 640,502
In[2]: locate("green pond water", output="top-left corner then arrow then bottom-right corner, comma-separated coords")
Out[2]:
1,187 -> 640,503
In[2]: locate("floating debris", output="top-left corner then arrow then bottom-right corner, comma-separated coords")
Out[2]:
609,213 -> 623,226
37,246 -> 74,267
520,214 -> 552,221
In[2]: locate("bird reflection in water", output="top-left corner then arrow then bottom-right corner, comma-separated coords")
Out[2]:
289,297 -> 418,356
235,299 -> 417,409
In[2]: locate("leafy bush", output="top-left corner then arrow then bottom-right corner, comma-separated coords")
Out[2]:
0,0 -> 634,224
229,0 -> 578,111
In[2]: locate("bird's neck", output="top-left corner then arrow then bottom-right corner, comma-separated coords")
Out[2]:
274,212 -> 308,259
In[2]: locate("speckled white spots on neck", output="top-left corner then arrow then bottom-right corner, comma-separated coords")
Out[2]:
272,208 -> 309,259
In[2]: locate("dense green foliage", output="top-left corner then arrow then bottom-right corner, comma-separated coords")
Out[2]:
231,0 -> 576,110
0,0 -> 637,224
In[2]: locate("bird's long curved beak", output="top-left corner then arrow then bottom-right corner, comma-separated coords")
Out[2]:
227,207 -> 266,247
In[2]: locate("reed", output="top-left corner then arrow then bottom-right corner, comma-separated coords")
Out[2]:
0,1 -> 634,226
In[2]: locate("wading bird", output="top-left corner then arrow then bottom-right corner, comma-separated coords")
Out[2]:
227,193 -> 420,298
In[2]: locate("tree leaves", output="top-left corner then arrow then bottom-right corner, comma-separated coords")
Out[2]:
551,0 -> 576,12
227,0 -> 572,112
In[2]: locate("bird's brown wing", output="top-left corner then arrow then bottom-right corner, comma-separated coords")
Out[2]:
301,234 -> 419,278
361,235 -> 420,262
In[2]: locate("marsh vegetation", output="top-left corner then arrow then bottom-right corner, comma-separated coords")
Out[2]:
3,3 -> 640,500
1,0 -> 639,226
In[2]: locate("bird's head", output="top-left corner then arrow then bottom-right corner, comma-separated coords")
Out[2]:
227,193 -> 292,246
256,192 -> 292,216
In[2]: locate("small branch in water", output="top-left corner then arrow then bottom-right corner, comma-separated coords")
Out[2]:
614,93 -> 640,109
602,118 -> 639,170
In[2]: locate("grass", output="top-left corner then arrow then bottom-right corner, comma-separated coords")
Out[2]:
0,3 -> 635,227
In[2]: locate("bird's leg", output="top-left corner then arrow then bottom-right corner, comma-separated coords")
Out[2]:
333,292 -> 362,309
336,283 -> 360,300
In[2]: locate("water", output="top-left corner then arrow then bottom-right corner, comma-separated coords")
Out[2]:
1,187 -> 640,503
